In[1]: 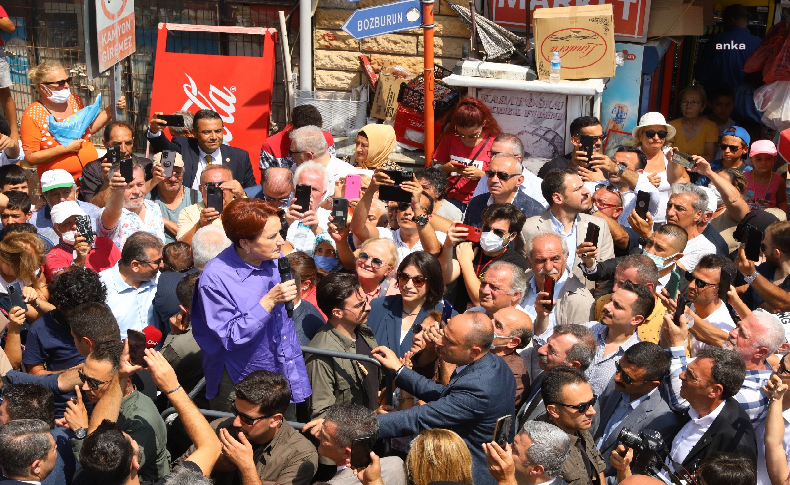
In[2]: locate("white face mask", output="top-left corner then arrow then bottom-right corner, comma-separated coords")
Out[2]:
480,231 -> 506,252
46,88 -> 71,104
60,230 -> 76,245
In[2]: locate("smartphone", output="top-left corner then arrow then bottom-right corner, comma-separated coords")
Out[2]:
160,150 -> 176,178
106,145 -> 121,165
345,174 -> 362,199
158,114 -> 185,128
75,215 -> 95,246
493,415 -> 513,446
665,271 -> 681,300
635,190 -> 651,220
454,222 -> 482,243
543,276 -> 555,311
441,299 -> 453,328
8,282 -> 26,312
718,268 -> 733,303
579,135 -> 596,163
744,224 -> 763,262
585,223 -> 600,247
332,198 -> 349,228
127,329 -> 147,367
673,295 -> 687,326
379,170 -> 413,203
119,157 -> 134,183
671,151 -> 695,170
294,184 -> 312,212
206,183 -> 224,214
349,436 -> 374,469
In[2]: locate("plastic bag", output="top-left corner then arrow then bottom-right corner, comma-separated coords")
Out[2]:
754,81 -> 790,131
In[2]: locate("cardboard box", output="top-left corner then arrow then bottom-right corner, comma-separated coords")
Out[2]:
371,61 -> 410,121
533,4 -> 617,81
646,1 -> 704,37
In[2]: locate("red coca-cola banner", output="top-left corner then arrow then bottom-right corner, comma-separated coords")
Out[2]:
150,23 -> 277,183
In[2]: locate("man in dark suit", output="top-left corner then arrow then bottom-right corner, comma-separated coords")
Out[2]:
0,419 -> 59,484
371,312 -> 516,485
148,109 -> 256,190
594,342 -> 685,480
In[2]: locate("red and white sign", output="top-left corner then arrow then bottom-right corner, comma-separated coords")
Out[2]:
96,0 -> 136,72
489,0 -> 651,42
150,23 -> 277,183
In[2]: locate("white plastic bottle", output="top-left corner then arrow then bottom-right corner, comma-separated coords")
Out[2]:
549,51 -> 561,83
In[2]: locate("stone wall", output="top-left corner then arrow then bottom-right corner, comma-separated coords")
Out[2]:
314,0 -> 472,91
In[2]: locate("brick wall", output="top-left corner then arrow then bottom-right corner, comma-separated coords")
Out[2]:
314,0 -> 472,91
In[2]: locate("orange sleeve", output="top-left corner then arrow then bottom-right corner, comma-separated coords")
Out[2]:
20,109 -> 42,153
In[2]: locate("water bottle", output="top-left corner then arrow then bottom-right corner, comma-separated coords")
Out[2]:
550,51 -> 561,83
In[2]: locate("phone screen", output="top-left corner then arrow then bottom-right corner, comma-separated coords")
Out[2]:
127,330 -> 147,367
350,437 -> 373,469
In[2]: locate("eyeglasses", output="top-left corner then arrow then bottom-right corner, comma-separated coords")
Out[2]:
288,149 -> 308,156
549,395 -> 598,413
591,197 -> 620,210
594,183 -> 623,204
681,100 -> 701,107
79,370 -> 110,391
398,272 -> 427,288
488,150 -> 521,160
137,257 -> 163,267
685,272 -> 718,289
644,130 -> 668,140
616,361 -> 635,385
454,128 -> 483,140
485,170 -> 522,181
231,402 -> 273,426
43,77 -> 72,88
720,144 -> 744,152
482,227 -> 510,238
263,195 -> 291,206
357,252 -> 384,270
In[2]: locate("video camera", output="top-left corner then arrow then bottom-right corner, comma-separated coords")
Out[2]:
617,428 -> 696,485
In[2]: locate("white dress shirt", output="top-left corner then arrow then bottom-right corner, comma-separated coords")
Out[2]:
195,146 -> 223,190
668,400 -> 726,467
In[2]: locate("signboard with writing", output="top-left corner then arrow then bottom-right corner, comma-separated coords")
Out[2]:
341,0 -> 423,40
489,0 -> 651,43
84,0 -> 136,78
600,42 -> 644,145
479,88 -> 568,160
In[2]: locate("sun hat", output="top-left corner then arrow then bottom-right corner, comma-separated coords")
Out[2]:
632,112 -> 676,142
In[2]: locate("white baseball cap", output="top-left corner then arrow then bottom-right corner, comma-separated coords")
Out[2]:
40,169 -> 75,193
50,200 -> 87,224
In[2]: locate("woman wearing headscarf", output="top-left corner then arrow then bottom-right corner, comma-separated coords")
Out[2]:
354,124 -> 401,170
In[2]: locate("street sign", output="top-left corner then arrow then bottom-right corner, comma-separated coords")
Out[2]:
84,0 -> 136,79
341,0 -> 423,40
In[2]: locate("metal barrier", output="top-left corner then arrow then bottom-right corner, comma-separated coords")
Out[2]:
159,345 -> 395,430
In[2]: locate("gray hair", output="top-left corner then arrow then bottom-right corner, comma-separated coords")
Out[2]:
192,225 -> 231,269
526,232 -> 568,258
520,421 -> 571,478
324,404 -> 380,448
750,310 -> 787,354
494,133 -> 525,158
488,260 -> 527,296
290,125 -> 328,157
0,419 -> 52,478
553,324 -> 597,371
164,464 -> 214,485
262,167 -> 294,190
670,182 -> 709,214
490,152 -> 521,172
294,161 -> 330,195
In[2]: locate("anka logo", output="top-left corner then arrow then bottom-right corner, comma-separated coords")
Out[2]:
180,73 -> 238,142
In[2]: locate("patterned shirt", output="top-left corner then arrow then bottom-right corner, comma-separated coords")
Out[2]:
583,321 -> 641,396
98,199 -> 166,249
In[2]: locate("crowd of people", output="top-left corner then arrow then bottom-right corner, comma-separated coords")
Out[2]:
0,48 -> 783,485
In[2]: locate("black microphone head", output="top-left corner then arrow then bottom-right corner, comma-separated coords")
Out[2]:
278,257 -> 291,273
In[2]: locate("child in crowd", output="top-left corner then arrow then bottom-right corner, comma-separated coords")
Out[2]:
744,140 -> 787,211
706,86 -> 736,138
669,85 -> 718,162
695,126 -> 751,186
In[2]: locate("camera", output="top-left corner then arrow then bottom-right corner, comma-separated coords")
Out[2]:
618,428 -> 669,477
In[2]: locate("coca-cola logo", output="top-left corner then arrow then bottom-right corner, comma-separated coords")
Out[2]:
540,28 -> 609,69
180,73 -> 238,143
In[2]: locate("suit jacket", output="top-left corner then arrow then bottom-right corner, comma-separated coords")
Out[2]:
594,382 -> 685,478
520,210 -> 615,291
367,296 -> 448,358
679,397 -> 757,474
378,352 -> 516,485
148,133 -> 256,188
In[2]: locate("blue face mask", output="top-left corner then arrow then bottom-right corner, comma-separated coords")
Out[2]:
314,255 -> 338,271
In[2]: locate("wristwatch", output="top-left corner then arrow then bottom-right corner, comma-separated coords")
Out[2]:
616,163 -> 627,176
75,428 -> 88,440
413,213 -> 430,227
744,271 -> 759,284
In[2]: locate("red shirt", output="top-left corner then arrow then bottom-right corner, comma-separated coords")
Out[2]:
433,135 -> 495,204
44,236 -> 121,282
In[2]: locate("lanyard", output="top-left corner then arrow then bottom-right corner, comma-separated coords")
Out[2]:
475,247 -> 507,277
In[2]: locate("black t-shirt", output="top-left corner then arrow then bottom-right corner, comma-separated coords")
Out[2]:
355,333 -> 380,411
537,153 -> 572,178
446,247 -> 530,312
144,460 -> 204,485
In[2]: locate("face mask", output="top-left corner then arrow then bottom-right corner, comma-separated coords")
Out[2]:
644,251 -> 678,271
314,255 -> 338,272
60,230 -> 76,245
47,88 -> 71,104
479,232 -> 506,252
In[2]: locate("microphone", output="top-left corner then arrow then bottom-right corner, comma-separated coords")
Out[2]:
142,325 -> 163,349
278,257 -> 294,318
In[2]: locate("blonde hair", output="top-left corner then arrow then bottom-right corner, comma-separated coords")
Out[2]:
407,429 -> 474,485
28,61 -> 66,85
358,237 -> 398,269
0,232 -> 45,288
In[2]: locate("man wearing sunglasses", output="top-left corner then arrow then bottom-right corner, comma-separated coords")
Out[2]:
538,117 -> 606,179
540,366 -> 606,485
464,153 -> 544,229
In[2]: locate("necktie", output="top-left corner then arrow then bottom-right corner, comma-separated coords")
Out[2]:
205,154 -> 213,165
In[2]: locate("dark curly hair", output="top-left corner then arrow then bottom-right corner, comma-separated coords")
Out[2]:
48,267 -> 107,312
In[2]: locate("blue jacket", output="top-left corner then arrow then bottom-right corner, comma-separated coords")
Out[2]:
378,352 -> 516,485
463,191 -> 545,229
367,296 -> 451,357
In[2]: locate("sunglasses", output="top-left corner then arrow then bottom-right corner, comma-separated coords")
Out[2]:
485,170 -> 521,181
398,272 -> 427,288
644,130 -> 668,140
550,394 -> 598,413
138,257 -> 163,267
454,128 -> 483,140
79,370 -> 110,391
685,272 -> 718,289
594,183 -> 624,203
231,402 -> 273,426
616,361 -> 635,385
44,77 -> 72,88
580,134 -> 608,142
482,227 -> 510,238
357,252 -> 384,270
720,144 -> 744,152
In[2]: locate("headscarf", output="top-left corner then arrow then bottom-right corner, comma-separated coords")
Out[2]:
357,124 -> 396,169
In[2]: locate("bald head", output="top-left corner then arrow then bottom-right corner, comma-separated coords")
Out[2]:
493,307 -> 534,349
621,476 -> 666,485
262,167 -> 294,205
439,313 -> 494,365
